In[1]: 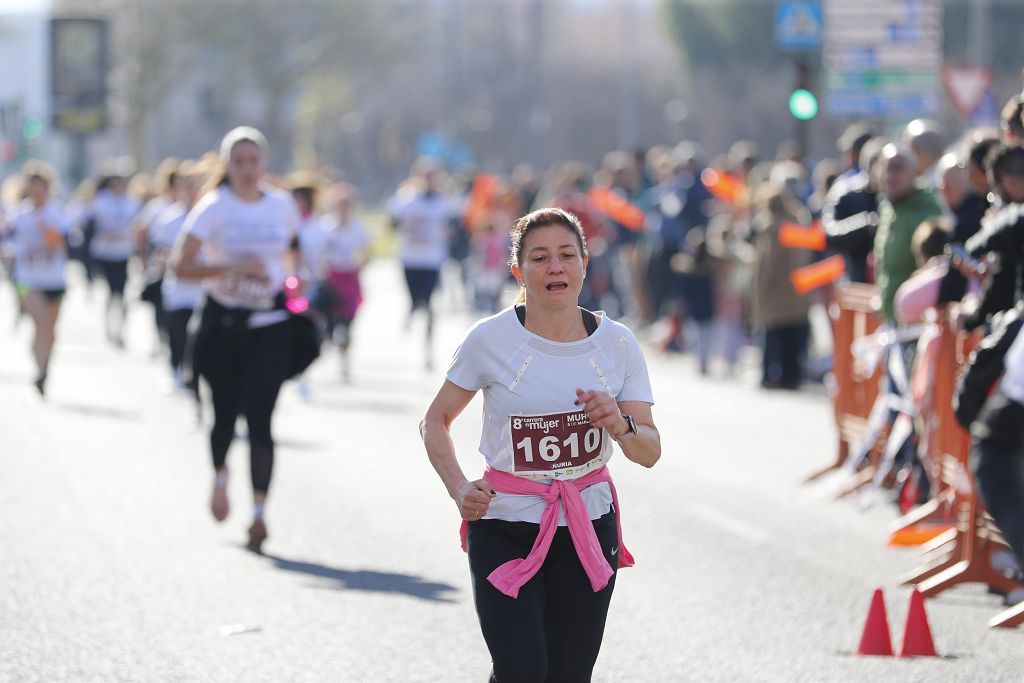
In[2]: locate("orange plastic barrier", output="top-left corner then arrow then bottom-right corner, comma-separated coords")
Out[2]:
587,187 -> 645,232
779,221 -> 826,251
700,168 -> 741,204
804,283 -> 885,485
791,255 -> 846,295
891,320 -> 1021,622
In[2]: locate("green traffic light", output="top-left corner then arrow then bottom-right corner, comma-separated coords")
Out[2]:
789,89 -> 818,121
22,117 -> 43,141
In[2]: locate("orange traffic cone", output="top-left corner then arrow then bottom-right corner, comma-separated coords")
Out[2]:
899,589 -> 938,657
856,588 -> 894,656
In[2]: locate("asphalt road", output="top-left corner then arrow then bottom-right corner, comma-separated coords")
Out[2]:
2,260 -> 1024,682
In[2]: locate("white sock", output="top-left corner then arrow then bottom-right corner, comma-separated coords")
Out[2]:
214,471 -> 228,488
253,502 -> 265,520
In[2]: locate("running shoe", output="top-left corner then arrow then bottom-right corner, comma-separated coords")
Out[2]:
210,471 -> 229,522
247,518 -> 268,553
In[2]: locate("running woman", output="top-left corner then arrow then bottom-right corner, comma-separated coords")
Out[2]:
390,159 -> 450,370
9,162 -> 70,395
152,160 -> 205,393
421,208 -> 661,682
316,183 -> 370,380
135,158 -> 181,355
83,164 -> 141,347
170,127 -> 300,553
289,173 -> 324,398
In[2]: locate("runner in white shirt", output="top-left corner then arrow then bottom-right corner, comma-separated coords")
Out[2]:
152,160 -> 205,394
82,171 -> 141,347
289,175 -> 324,398
421,207 -> 662,682
135,158 -> 181,355
315,182 -> 370,380
171,127 -> 304,553
9,162 -> 70,395
390,159 -> 450,370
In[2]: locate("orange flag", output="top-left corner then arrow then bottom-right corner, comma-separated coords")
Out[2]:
587,187 -> 645,232
780,221 -> 826,251
790,255 -> 845,295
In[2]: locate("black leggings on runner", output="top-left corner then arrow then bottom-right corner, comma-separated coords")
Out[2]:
95,258 -> 128,296
467,509 -> 618,683
166,307 -> 194,372
403,266 -> 440,310
200,315 -> 290,494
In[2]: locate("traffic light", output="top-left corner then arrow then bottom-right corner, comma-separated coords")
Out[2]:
789,58 -> 818,121
789,89 -> 819,120
22,116 -> 43,143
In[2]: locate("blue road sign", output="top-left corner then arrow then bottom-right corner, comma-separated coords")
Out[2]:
776,1 -> 823,52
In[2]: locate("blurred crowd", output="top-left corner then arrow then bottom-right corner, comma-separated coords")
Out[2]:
3,92 -> 1024,399
6,87 -> 1024,581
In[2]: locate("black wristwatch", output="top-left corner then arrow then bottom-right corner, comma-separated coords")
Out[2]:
614,415 -> 638,440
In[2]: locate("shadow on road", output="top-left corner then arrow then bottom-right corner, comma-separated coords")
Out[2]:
262,553 -> 459,602
55,402 -> 140,420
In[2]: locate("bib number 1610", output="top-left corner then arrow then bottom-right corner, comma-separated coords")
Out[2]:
516,427 -> 600,464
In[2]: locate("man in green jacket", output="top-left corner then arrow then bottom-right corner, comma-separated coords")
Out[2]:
874,144 -> 945,320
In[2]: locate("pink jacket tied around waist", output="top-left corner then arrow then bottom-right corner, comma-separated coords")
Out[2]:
460,465 -> 634,599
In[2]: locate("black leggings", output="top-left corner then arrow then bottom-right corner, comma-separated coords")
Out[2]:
95,258 -> 128,296
467,510 -> 618,683
403,267 -> 440,310
200,314 -> 290,494
972,392 -> 1024,569
166,307 -> 194,372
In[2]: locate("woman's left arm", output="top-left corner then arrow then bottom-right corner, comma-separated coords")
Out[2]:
575,390 -> 661,468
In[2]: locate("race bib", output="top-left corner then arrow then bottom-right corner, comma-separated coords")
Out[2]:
25,248 -> 57,267
98,231 -> 128,247
405,216 -> 432,245
217,272 -> 272,307
510,410 -> 604,474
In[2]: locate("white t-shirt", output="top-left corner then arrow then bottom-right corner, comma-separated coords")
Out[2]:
319,216 -> 370,273
138,195 -> 171,235
182,185 -> 299,315
11,200 -> 70,290
446,306 -> 655,524
391,191 -> 449,269
153,202 -> 204,311
1000,329 -> 1024,405
296,213 -> 324,279
86,189 -> 140,261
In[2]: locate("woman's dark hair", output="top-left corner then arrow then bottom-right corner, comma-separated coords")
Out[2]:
507,207 -> 589,270
912,217 -> 951,266
986,143 -> 1024,187
969,137 -> 999,173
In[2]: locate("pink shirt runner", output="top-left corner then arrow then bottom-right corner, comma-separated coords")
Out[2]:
460,465 -> 634,599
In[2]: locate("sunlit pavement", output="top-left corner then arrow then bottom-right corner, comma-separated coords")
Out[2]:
2,260 -> 1023,682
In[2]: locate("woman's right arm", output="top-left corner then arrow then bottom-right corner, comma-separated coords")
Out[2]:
169,233 -> 265,281
169,234 -> 229,280
420,380 -> 495,519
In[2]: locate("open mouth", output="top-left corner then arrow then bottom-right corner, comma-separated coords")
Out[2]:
545,282 -> 568,291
